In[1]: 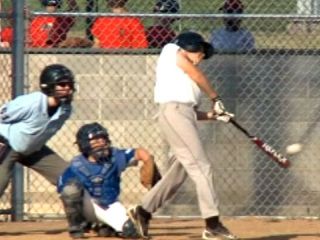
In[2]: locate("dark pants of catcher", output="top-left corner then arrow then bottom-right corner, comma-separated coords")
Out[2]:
0,144 -> 69,197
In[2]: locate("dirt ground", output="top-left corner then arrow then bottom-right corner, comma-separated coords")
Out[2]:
0,217 -> 320,240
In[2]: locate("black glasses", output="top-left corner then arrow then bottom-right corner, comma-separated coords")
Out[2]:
57,82 -> 74,88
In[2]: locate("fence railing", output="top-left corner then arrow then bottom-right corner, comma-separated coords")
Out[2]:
1,0 -> 320,220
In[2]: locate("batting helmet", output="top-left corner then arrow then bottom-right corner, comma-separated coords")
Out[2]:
76,122 -> 111,157
40,64 -> 75,98
153,0 -> 180,13
41,0 -> 62,7
174,31 -> 214,59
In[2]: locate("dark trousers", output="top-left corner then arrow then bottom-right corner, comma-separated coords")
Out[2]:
0,145 -> 70,197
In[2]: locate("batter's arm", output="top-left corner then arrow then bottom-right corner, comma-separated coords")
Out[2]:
176,50 -> 218,100
195,109 -> 214,121
193,106 -> 217,121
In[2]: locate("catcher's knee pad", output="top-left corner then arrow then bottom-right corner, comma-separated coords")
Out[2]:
60,179 -> 84,218
60,179 -> 86,232
60,179 -> 83,201
121,219 -> 140,238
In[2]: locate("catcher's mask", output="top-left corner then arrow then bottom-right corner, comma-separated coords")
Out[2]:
76,122 -> 112,163
40,64 -> 75,104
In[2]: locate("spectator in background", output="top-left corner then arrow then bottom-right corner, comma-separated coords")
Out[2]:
146,0 -> 179,49
210,0 -> 255,53
0,20 -> 13,48
0,8 -> 29,48
58,37 -> 94,48
46,0 -> 78,47
28,0 -> 77,48
297,0 -> 320,15
91,0 -> 148,49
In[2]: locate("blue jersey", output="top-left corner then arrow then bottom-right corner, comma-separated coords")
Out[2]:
58,147 -> 135,208
0,92 -> 72,154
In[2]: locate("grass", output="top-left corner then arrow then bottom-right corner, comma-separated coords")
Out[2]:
255,31 -> 320,49
2,0 -> 320,49
2,0 -> 298,13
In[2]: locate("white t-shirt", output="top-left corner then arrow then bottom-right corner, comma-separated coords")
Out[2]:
154,43 -> 201,105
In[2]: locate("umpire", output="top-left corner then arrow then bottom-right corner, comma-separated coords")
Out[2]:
129,31 -> 237,240
0,64 -> 75,198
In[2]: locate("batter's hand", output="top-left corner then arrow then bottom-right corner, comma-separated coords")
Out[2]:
215,113 -> 234,123
212,97 -> 234,119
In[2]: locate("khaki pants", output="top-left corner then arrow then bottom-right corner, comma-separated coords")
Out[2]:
142,102 -> 220,218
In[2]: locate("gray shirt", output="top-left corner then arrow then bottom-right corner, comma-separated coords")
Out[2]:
210,27 -> 255,53
0,92 -> 72,155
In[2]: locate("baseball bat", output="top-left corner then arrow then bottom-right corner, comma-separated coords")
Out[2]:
229,118 -> 290,168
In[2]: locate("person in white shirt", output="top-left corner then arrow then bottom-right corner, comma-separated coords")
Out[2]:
128,31 -> 237,240
210,0 -> 255,53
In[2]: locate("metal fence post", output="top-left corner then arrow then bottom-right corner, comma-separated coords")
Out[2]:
11,0 -> 25,221
85,0 -> 98,41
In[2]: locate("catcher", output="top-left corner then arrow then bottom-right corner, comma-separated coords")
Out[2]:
57,122 -> 161,239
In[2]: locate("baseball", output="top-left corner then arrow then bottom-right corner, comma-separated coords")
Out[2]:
286,143 -> 303,155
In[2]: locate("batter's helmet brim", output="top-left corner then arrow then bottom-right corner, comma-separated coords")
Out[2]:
202,42 -> 214,59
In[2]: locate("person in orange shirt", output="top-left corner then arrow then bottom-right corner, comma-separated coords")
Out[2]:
0,27 -> 13,48
28,1 -> 56,48
47,0 -> 78,47
91,0 -> 148,49
28,0 -> 77,48
0,9 -> 16,48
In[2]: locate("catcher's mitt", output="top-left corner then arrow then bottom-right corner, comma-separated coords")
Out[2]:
140,159 -> 162,190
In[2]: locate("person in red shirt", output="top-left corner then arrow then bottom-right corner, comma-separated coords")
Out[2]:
28,0 -> 77,48
146,0 -> 179,48
91,0 -> 148,49
47,0 -> 78,47
0,27 -> 13,48
0,9 -> 15,48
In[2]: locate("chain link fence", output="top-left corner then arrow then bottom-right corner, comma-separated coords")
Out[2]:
1,0 -> 320,220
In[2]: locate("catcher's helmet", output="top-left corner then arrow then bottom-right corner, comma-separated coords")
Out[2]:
174,31 -> 214,59
76,122 -> 111,156
40,64 -> 75,97
154,0 -> 180,13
